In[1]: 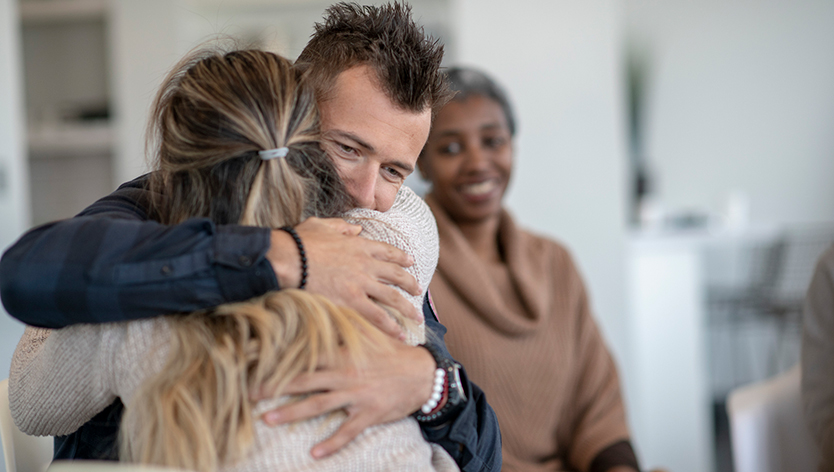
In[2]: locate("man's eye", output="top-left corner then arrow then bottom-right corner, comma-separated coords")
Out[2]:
383,167 -> 404,181
338,143 -> 357,155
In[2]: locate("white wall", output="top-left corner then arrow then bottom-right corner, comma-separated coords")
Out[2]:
111,0 -> 453,187
110,0 -> 187,185
452,0 -> 630,369
0,0 -> 29,254
628,0 -> 834,228
627,238 -> 713,472
0,0 -> 29,470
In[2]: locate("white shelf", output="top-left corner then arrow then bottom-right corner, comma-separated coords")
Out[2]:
20,0 -> 108,25
28,122 -> 114,158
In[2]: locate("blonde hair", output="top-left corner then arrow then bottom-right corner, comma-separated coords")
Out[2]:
120,47 -> 388,471
121,290 -> 393,471
146,47 -> 349,226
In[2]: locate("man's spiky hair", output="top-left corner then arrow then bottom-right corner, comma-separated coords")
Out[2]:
296,2 -> 452,115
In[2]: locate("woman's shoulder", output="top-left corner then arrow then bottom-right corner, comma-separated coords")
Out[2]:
509,220 -> 590,298
104,318 -> 173,397
519,226 -> 569,252
240,415 -> 445,471
514,222 -> 577,268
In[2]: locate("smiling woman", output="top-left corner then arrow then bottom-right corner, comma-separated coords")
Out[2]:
419,93 -> 513,238
418,67 -> 641,472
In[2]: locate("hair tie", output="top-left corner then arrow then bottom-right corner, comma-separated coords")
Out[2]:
259,147 -> 289,160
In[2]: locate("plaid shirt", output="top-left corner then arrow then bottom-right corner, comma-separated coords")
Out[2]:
0,174 -> 501,471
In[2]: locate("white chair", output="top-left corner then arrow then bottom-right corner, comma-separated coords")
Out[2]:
2,379 -> 189,472
47,461 -> 191,471
727,364 -> 821,472
1,378 -> 54,472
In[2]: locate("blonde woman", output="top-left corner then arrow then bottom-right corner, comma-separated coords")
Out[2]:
9,48 -> 456,472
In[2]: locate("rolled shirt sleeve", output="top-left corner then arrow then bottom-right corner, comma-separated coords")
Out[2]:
1,175 -> 278,328
421,294 -> 503,471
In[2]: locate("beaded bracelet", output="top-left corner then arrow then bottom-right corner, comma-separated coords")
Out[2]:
420,368 -> 447,414
414,343 -> 467,425
279,226 -> 307,290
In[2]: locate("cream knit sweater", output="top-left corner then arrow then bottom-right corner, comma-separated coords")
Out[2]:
10,187 -> 455,472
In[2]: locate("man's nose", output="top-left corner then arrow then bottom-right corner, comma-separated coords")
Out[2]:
350,169 -> 377,209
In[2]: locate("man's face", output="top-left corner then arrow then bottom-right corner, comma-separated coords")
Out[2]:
318,65 -> 432,212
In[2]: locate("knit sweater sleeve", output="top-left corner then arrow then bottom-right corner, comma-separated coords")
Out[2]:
8,320 -> 167,438
9,324 -> 120,436
561,253 -> 633,472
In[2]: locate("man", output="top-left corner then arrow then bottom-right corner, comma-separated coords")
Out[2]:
0,3 -> 500,471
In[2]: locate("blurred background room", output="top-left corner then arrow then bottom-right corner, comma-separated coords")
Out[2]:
1,1 -> 834,471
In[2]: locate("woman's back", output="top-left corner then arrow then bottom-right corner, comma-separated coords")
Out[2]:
10,188 -> 455,472
10,46 -> 455,472
11,312 -> 450,472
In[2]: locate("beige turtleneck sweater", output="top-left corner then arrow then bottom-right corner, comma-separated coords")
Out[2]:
425,195 -> 632,472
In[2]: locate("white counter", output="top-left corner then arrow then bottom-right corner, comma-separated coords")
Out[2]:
625,226 -> 780,472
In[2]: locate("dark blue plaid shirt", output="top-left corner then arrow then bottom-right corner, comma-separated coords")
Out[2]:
0,175 -> 501,472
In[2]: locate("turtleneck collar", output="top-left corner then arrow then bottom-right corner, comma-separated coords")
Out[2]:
425,194 -> 552,336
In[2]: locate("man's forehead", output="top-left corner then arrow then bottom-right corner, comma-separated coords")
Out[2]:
321,66 -> 429,121
319,65 -> 432,164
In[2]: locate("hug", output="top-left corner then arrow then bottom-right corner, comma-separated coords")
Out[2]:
1,2 -> 639,472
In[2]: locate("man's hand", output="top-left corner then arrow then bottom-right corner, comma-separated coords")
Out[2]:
259,342 -> 436,459
268,217 -> 422,339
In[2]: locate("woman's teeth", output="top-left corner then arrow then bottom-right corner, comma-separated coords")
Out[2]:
461,180 -> 496,196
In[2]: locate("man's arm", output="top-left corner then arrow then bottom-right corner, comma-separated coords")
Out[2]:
0,176 -> 273,328
265,295 -> 502,472
418,296 -> 502,471
0,175 -> 420,333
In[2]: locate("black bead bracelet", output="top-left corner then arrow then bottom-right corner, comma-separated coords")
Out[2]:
280,226 -> 307,290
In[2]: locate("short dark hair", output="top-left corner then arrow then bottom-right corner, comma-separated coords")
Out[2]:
296,2 -> 452,115
444,67 -> 517,136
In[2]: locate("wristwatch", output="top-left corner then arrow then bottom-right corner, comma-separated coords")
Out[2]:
414,343 -> 467,426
